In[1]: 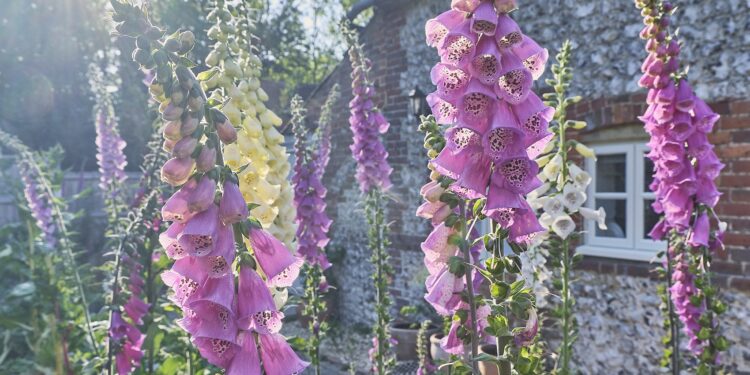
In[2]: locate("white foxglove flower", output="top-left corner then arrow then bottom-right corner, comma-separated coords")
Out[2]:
533,182 -> 551,197
561,184 -> 587,212
543,195 -> 565,217
539,212 -> 555,228
542,154 -> 563,182
568,163 -> 592,187
528,194 -> 547,210
552,214 -> 576,239
580,206 -> 607,230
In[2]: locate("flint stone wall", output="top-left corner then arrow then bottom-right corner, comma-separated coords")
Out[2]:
306,0 -> 750,371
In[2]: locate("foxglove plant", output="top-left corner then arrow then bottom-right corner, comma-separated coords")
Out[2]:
420,0 -> 554,372
88,57 -> 128,206
342,21 -> 395,375
0,131 -> 99,359
291,86 -> 339,375
202,0 -> 296,247
635,1 -> 729,373
525,41 -> 604,374
112,2 -> 307,373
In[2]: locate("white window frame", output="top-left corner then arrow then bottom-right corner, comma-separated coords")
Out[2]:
578,142 -> 665,261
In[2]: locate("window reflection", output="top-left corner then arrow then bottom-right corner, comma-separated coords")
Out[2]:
596,154 -> 627,193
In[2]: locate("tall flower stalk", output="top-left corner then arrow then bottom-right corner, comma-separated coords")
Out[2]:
0,130 -> 99,358
291,86 -> 340,375
202,0 -> 296,247
635,1 -> 729,373
342,20 -> 395,375
525,40 -> 604,374
420,0 -> 555,372
112,2 -> 308,373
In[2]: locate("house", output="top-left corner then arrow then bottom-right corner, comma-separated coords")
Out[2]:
303,0 -> 750,372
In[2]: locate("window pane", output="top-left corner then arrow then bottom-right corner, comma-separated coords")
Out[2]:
596,154 -> 627,193
644,155 -> 655,192
643,199 -> 660,239
596,199 -> 626,238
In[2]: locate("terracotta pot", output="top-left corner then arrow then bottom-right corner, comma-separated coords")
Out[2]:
478,344 -> 511,375
390,323 -> 439,361
429,333 -> 449,362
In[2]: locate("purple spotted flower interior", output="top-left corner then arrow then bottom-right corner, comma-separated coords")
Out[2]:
425,0 -> 550,242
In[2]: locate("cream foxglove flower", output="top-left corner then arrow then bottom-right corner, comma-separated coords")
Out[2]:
542,154 -> 563,181
561,184 -> 587,212
574,142 -> 596,159
579,206 -> 607,230
552,214 -> 575,239
542,195 -> 565,217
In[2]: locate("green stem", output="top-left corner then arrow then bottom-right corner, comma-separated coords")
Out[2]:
560,238 -> 571,374
665,241 -> 680,375
460,203 -> 479,374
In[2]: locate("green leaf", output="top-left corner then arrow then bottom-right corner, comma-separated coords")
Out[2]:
196,68 -> 218,81
9,282 -> 35,297
448,256 -> 466,277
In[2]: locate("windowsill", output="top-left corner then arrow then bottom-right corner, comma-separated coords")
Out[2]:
578,245 -> 663,263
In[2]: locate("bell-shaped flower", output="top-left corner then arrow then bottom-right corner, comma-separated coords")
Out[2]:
482,104 -> 527,161
492,157 -> 542,195
432,127 -> 483,180
561,184 -> 587,212
507,202 -> 545,243
420,180 -> 446,203
219,181 -> 249,225
427,93 -> 458,125
426,10 -> 465,49
163,178 -> 198,223
227,332 -> 261,375
258,334 -> 310,375
247,227 -> 303,287
161,257 -> 208,307
179,205 -> 222,257
579,206 -> 607,230
551,214 -> 575,239
495,14 -> 522,49
568,163 -> 592,189
430,64 -> 471,101
512,94 -> 554,147
124,296 -> 149,325
512,36 -> 549,80
692,98 -> 720,133
495,50 -> 532,104
687,212 -> 710,248
421,223 -> 459,275
542,195 -> 565,217
470,2 -> 498,35
513,309 -> 539,347
425,267 -> 465,316
451,0 -> 481,12
237,266 -> 284,334
192,336 -> 239,369
438,21 -> 477,68
457,79 -> 496,132
542,154 -> 563,182
469,38 -> 502,85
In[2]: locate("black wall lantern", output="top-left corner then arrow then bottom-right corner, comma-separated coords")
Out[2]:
408,86 -> 430,118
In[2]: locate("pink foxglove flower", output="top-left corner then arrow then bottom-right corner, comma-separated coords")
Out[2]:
348,44 -> 392,194
247,227 -> 303,288
19,167 -> 56,247
426,2 -> 551,244
237,267 -> 284,334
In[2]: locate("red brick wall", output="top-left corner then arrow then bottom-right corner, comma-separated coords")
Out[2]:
567,95 -> 750,289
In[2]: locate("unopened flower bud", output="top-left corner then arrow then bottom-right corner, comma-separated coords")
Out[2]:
216,120 -> 238,144
161,157 -> 195,186
574,142 -> 596,159
219,180 -> 248,225
162,103 -> 184,121
196,146 -> 217,173
179,31 -> 195,53
187,176 -> 217,213
163,120 -> 182,141
181,116 -> 200,137
162,139 -> 176,153
145,26 -> 164,41
173,136 -> 198,159
164,38 -> 180,53
187,93 -> 205,112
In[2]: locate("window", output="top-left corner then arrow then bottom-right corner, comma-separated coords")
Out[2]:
578,143 -> 665,261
